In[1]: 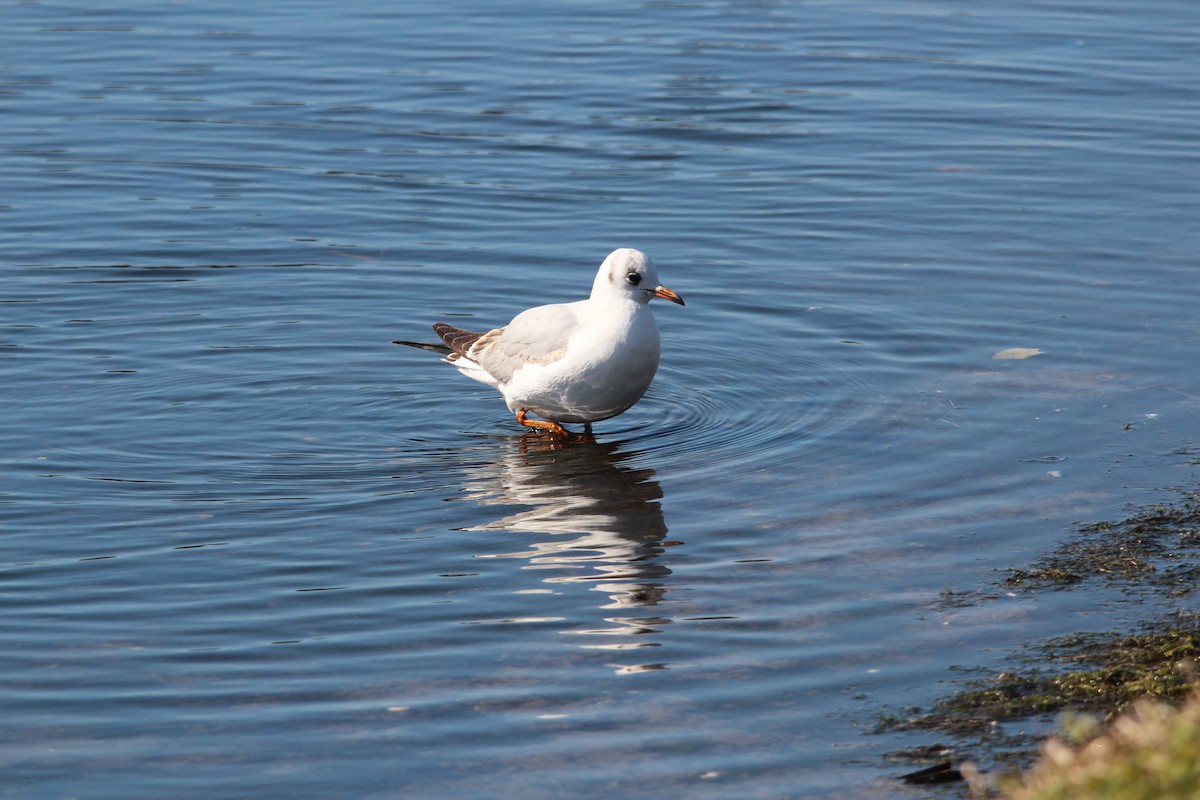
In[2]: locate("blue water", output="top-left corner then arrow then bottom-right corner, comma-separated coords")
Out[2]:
3,1 -> 1199,797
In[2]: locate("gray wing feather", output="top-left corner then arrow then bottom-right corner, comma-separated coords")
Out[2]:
442,304 -> 578,384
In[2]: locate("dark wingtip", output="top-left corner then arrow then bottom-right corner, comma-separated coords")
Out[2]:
392,339 -> 453,354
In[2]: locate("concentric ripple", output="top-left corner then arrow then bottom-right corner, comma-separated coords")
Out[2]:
596,342 -> 884,476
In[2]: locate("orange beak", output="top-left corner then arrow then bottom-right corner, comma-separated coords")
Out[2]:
651,284 -> 685,306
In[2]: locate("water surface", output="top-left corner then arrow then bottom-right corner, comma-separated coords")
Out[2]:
3,1 -> 1199,797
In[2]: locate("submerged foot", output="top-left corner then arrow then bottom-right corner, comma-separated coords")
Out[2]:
515,408 -> 570,440
515,409 -> 596,443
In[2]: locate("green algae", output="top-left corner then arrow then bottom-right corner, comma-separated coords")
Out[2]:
881,489 -> 1200,785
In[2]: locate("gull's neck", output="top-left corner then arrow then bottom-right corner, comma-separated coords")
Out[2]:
588,287 -> 646,317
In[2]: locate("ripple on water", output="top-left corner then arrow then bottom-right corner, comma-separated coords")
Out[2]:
598,342 -> 883,477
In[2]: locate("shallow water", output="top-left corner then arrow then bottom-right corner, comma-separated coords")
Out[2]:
3,1 -> 1199,797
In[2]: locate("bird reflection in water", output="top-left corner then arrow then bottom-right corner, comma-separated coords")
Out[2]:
460,435 -> 675,672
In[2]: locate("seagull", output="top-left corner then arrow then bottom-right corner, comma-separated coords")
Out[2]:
393,248 -> 684,439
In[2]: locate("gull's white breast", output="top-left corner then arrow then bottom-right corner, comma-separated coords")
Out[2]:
499,302 -> 661,424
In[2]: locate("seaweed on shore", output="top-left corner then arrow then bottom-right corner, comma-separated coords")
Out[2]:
880,488 -> 1200,785
883,620 -> 1200,739
1002,490 -> 1200,592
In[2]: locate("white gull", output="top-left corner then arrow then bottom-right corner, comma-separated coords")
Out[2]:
394,248 -> 684,439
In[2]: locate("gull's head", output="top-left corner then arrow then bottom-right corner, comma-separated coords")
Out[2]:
594,248 -> 685,307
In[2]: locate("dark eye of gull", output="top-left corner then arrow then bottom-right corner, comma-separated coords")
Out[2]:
625,272 -> 642,286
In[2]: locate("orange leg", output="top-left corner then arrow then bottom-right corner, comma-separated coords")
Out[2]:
515,408 -> 571,440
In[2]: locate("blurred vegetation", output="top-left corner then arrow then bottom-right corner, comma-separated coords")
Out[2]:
995,692 -> 1200,800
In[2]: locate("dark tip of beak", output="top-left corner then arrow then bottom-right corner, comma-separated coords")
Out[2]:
652,285 -> 685,306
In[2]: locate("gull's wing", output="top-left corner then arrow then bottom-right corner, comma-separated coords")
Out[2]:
434,303 -> 579,384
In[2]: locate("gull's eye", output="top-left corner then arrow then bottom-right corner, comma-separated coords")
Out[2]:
626,272 -> 642,286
